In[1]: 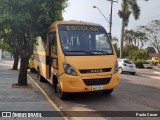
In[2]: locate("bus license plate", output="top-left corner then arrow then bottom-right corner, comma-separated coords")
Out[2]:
92,85 -> 103,91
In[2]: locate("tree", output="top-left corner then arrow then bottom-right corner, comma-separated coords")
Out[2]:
146,47 -> 156,53
118,0 -> 148,58
124,29 -> 135,45
112,36 -> 118,43
113,43 -> 120,58
0,39 -> 10,52
140,20 -> 160,53
0,28 -> 19,70
123,44 -> 138,58
0,0 -> 68,85
129,49 -> 148,61
124,29 -> 148,49
134,31 -> 148,49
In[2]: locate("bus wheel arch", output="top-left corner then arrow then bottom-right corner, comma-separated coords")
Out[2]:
53,75 -> 68,100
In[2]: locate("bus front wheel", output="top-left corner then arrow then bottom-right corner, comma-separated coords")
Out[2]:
56,83 -> 68,100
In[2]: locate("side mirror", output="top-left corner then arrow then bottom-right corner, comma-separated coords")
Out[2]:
49,32 -> 56,44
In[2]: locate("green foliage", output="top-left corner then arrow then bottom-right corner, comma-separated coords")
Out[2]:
0,0 -> 68,59
0,39 -> 13,52
0,0 -> 68,85
113,43 -> 120,58
146,47 -> 156,53
123,44 -> 138,58
0,27 -> 15,53
0,0 -> 68,41
133,60 -> 149,68
140,20 -> 160,53
124,29 -> 148,49
118,0 -> 140,27
118,0 -> 148,58
129,49 -> 149,61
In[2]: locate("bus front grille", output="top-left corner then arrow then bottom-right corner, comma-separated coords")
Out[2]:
79,68 -> 112,74
83,78 -> 111,86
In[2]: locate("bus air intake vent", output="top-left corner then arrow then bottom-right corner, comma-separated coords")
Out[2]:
83,78 -> 111,86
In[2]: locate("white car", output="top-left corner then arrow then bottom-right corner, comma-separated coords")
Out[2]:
118,59 -> 136,75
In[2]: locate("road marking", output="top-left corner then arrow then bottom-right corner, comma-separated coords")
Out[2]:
27,74 -> 68,120
138,73 -> 160,80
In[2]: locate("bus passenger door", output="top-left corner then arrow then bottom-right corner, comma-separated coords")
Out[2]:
48,31 -> 58,79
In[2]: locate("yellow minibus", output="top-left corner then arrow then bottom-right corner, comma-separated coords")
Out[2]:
33,21 -> 119,99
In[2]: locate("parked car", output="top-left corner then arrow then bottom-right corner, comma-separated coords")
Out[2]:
118,59 -> 136,75
150,57 -> 160,66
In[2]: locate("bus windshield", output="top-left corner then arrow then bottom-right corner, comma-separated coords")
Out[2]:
58,24 -> 113,56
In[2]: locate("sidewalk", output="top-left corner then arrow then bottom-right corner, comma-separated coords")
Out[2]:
0,60 -> 64,120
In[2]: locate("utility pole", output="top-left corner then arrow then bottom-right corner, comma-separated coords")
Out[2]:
107,0 -> 118,40
93,0 -> 118,41
93,6 -> 111,40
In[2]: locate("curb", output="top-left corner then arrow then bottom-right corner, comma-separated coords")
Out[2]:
28,74 -> 68,120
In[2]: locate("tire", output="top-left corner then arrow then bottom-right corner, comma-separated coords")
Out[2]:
131,72 -> 135,75
30,68 -> 35,73
155,62 -> 158,66
53,76 -> 58,93
119,67 -> 123,74
56,83 -> 68,100
37,68 -> 46,82
102,89 -> 113,94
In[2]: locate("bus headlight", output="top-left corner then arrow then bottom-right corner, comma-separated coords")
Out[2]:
63,63 -> 77,76
114,61 -> 119,73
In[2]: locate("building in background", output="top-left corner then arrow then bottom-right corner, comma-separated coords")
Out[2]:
149,53 -> 160,59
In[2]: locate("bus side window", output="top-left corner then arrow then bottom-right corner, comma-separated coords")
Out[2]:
49,32 -> 57,54
49,32 -> 56,45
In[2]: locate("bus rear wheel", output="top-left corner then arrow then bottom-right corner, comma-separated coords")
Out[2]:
30,68 -> 35,73
56,83 -> 68,100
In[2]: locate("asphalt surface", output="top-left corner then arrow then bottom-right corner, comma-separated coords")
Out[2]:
0,60 -> 64,120
28,68 -> 160,120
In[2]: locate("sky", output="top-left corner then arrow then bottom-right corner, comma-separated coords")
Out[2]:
63,0 -> 160,42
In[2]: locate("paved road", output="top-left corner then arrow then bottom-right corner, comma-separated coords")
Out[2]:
28,69 -> 160,120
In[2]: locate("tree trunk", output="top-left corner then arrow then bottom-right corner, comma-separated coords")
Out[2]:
12,53 -> 19,70
120,18 -> 125,58
18,57 -> 29,85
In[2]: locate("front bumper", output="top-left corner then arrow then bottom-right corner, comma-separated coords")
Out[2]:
59,72 -> 120,93
122,66 -> 136,72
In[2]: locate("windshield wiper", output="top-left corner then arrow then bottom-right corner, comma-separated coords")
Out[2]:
65,50 -> 94,55
88,50 -> 112,55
